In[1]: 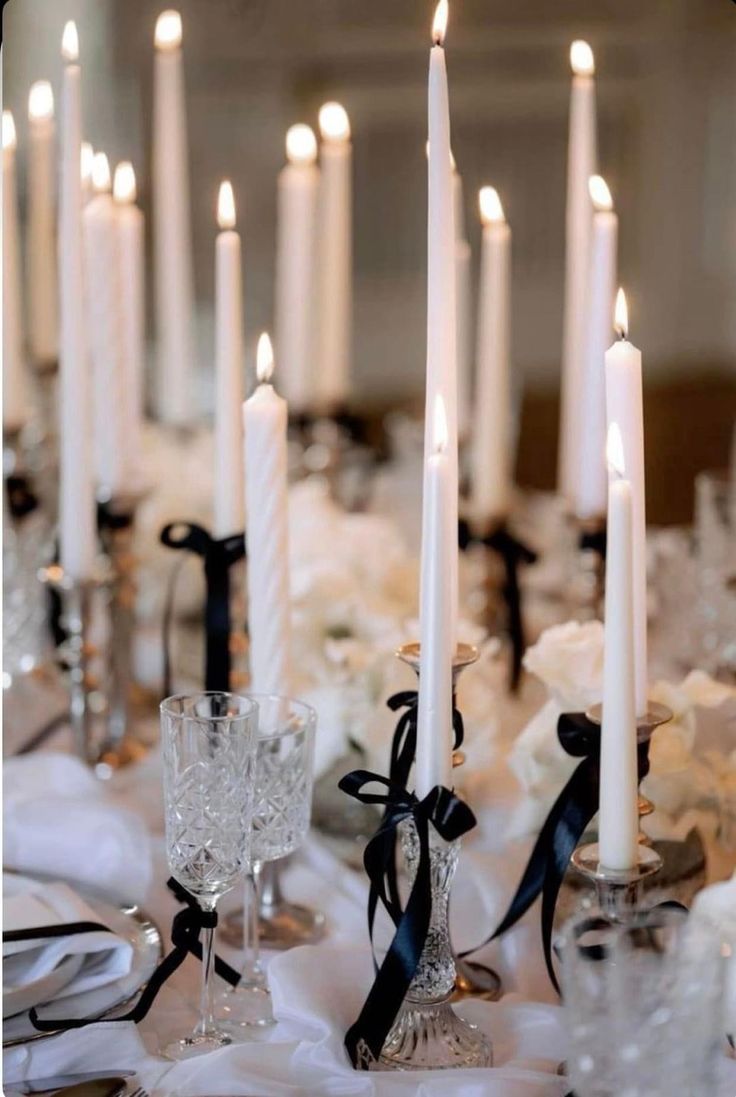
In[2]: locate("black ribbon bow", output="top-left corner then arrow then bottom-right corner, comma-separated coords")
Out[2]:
338,770 -> 476,1069
459,711 -> 651,993
29,878 -> 241,1032
579,525 -> 607,560
458,518 -> 537,692
160,522 -> 246,695
5,474 -> 39,521
386,690 -> 465,792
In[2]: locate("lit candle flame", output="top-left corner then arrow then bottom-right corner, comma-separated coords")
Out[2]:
589,174 -> 613,212
319,102 -> 350,142
155,10 -> 182,50
285,124 -> 317,166
217,180 -> 236,230
81,142 -> 94,184
28,81 -> 54,122
2,110 -> 17,151
432,0 -> 448,46
479,185 -> 505,225
61,21 -> 79,63
92,152 -> 111,194
607,423 -> 625,478
113,161 -> 137,204
433,395 -> 448,454
256,332 -> 274,384
614,288 -> 628,339
570,40 -> 594,77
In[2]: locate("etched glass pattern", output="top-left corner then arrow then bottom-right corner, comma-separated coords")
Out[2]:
250,697 -> 316,865
162,693 -> 258,902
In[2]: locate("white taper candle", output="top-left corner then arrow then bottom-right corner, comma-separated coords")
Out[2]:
599,423 -> 639,871
605,290 -> 648,717
83,153 -> 126,497
316,102 -> 352,412
572,175 -> 617,520
153,9 -> 194,424
275,124 -> 319,415
416,395 -> 454,799
2,111 -> 29,433
58,23 -> 96,579
27,81 -> 58,366
214,180 -> 245,538
559,40 -> 597,501
113,162 -> 145,485
243,333 -> 291,694
471,186 -> 511,526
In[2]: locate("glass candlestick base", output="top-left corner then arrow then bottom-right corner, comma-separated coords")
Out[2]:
378,820 -> 492,1071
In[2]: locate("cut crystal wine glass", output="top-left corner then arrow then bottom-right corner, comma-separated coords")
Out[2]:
218,694 -> 316,1029
161,691 -> 258,1059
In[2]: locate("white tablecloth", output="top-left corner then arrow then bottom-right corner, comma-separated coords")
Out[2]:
5,726 -> 736,1095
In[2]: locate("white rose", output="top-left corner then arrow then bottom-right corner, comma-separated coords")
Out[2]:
523,620 -> 604,710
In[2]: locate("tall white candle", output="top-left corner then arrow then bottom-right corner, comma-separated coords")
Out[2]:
572,175 -> 617,520
27,81 -> 58,366
605,290 -> 648,717
559,40 -> 597,501
80,141 -> 94,205
213,180 -> 245,538
113,162 -> 145,486
598,423 -> 639,871
424,0 -> 458,646
2,111 -> 29,434
453,156 -> 472,442
470,186 -> 511,527
316,102 -> 352,413
58,23 -> 96,579
416,395 -> 454,799
275,124 -> 319,415
153,9 -> 194,424
243,333 -> 291,694
83,153 -> 126,497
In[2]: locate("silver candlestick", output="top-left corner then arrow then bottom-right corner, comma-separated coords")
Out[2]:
39,561 -> 112,765
570,840 -> 663,921
95,487 -> 152,772
397,641 -> 503,1003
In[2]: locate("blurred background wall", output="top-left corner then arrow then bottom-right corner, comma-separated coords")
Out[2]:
3,0 -> 735,521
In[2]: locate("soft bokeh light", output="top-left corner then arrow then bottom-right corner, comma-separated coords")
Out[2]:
61,21 -> 79,62
570,40 -> 594,76
155,10 -> 182,50
479,185 -> 505,225
113,161 -> 137,203
2,110 -> 17,151
92,151 -> 111,193
319,102 -> 350,142
28,81 -> 54,122
286,123 -> 317,165
217,180 -> 236,229
589,174 -> 613,212
257,332 -> 274,383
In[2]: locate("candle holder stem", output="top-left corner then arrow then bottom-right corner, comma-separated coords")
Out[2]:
40,564 -> 110,765
378,820 -> 492,1070
96,490 -> 151,771
397,642 -> 503,1002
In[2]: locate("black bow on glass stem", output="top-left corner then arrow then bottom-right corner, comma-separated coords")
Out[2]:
29,878 -> 241,1032
458,711 -> 652,993
160,521 -> 246,695
338,770 -> 476,1069
458,517 -> 537,692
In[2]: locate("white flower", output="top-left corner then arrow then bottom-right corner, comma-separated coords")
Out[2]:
522,620 -> 604,710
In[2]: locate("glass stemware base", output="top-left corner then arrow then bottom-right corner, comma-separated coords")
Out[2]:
162,1031 -> 232,1060
378,819 -> 492,1071
219,978 -> 275,1029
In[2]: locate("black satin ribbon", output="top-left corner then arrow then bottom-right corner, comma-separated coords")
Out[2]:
160,522 -> 246,695
3,921 -> 111,944
5,474 -> 39,520
382,691 -> 465,914
338,770 -> 476,1069
459,711 -> 651,993
29,878 -> 241,1032
458,518 -> 537,692
579,525 -> 607,559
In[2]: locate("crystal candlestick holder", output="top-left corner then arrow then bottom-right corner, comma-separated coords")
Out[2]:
39,562 -> 112,765
95,487 -> 152,772
378,818 -> 492,1070
397,642 -> 503,1003
570,841 -> 663,921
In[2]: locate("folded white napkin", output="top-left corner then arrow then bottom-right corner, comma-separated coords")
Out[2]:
3,753 -> 153,905
4,877 -> 133,1009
